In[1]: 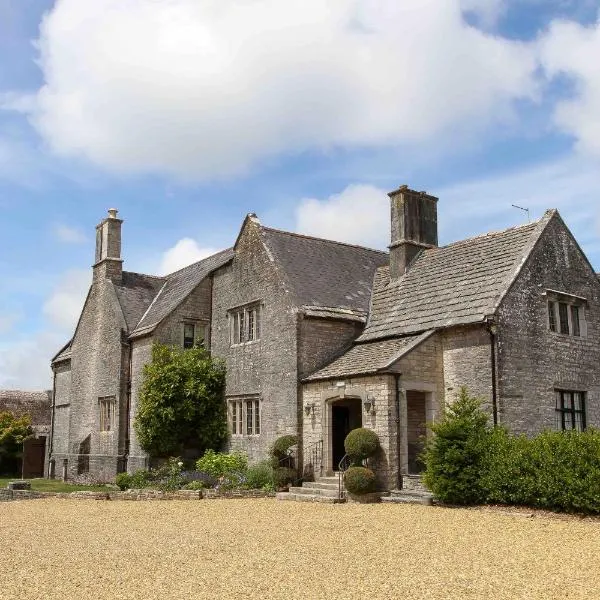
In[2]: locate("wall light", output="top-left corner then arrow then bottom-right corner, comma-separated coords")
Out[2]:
304,402 -> 315,416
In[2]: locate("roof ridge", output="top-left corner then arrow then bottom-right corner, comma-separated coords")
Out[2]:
122,270 -> 166,281
438,219 -> 541,251
262,226 -> 388,255
164,247 -> 233,278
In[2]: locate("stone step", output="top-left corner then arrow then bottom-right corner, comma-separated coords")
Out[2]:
382,490 -> 434,506
276,492 -> 345,504
289,486 -> 340,498
301,481 -> 340,492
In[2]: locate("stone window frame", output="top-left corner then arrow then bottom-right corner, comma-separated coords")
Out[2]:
182,320 -> 208,350
229,302 -> 261,346
555,389 -> 586,432
98,396 -> 116,432
545,290 -> 587,338
228,395 -> 261,437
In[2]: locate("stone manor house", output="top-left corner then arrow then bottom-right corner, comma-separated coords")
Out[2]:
49,187 -> 600,489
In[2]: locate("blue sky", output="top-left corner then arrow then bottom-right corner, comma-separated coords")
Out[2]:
1,0 -> 600,389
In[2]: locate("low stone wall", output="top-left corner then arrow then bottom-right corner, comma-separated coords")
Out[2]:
1,487 -> 275,502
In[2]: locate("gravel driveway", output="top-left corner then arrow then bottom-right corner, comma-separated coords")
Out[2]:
1,499 -> 599,599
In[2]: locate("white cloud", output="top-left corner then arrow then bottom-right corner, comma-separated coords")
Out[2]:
296,184 -> 388,249
159,238 -> 219,275
0,313 -> 21,335
9,0 -> 540,180
42,269 -> 90,331
539,15 -> 600,158
53,223 -> 86,243
0,269 -> 90,390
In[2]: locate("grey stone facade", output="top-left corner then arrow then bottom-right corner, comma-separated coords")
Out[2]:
49,188 -> 600,490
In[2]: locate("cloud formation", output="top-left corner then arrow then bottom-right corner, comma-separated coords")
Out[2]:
159,238 -> 219,275
53,223 -> 86,244
18,0 -> 541,180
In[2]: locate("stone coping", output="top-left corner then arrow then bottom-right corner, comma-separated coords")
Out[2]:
0,488 -> 276,502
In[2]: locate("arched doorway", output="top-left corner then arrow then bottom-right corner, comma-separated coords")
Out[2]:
330,397 -> 362,471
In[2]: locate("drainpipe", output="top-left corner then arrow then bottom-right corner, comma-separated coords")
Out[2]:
123,342 -> 133,472
487,321 -> 498,426
394,374 -> 403,490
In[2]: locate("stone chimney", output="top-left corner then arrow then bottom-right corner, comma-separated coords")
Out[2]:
388,185 -> 438,279
93,208 -> 123,282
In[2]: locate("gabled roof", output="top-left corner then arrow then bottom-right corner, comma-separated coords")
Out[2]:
304,331 -> 434,382
130,248 -> 234,337
114,272 -> 166,332
358,210 -> 555,342
261,227 -> 388,313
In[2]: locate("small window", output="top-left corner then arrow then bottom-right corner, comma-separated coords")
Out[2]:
555,390 -> 586,432
183,323 -> 195,349
228,398 -> 261,436
99,396 -> 115,432
229,304 -> 261,346
547,296 -> 585,338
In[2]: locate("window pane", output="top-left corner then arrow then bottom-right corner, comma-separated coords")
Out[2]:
231,402 -> 237,435
247,309 -> 255,341
246,400 -> 253,435
254,400 -> 260,435
238,311 -> 245,343
548,302 -> 557,332
183,323 -> 195,349
564,411 -> 574,429
571,306 -> 581,337
559,303 -> 570,335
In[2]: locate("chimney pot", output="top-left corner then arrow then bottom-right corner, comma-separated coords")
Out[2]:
108,208 -> 118,219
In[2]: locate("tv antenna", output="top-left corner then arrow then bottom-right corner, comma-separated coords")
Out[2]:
512,204 -> 530,223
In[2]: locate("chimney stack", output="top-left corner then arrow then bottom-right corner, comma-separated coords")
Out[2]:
93,208 -> 123,282
388,185 -> 438,279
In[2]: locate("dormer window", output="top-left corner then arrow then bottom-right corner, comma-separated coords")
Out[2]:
546,291 -> 586,338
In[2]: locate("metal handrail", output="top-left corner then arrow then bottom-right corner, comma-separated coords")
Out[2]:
337,454 -> 353,500
305,439 -> 323,481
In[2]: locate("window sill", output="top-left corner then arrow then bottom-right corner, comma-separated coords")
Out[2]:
548,331 -> 586,340
230,340 -> 261,348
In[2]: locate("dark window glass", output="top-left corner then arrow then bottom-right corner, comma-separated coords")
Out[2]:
556,390 -> 586,432
558,303 -> 570,335
571,305 -> 581,337
548,301 -> 557,332
183,323 -> 195,349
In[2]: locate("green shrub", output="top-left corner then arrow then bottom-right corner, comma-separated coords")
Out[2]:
273,467 -> 297,490
270,435 -> 297,459
196,450 -> 248,479
344,428 -> 379,464
129,469 -> 153,489
115,472 -> 132,491
481,428 -> 600,514
244,461 -> 275,490
422,388 -> 489,505
183,480 -> 206,491
344,466 -> 376,495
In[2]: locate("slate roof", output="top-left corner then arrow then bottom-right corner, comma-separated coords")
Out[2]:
358,212 -> 553,342
0,390 -> 52,431
114,272 -> 166,332
304,331 -> 434,381
261,227 -> 388,313
130,248 -> 234,337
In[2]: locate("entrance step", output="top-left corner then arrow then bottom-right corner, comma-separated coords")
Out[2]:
288,486 -> 340,498
381,489 -> 434,506
276,492 -> 345,504
402,475 -> 429,493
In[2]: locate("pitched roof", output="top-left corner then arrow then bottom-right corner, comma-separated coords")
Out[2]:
130,248 -> 234,337
261,227 -> 388,313
114,272 -> 166,332
303,331 -> 434,382
0,390 -> 52,430
359,211 -> 554,342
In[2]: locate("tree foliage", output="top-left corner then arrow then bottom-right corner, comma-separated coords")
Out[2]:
134,343 -> 227,458
0,412 -> 33,473
421,387 -> 490,505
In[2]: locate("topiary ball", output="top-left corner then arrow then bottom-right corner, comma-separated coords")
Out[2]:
344,428 -> 380,461
270,435 -> 298,459
344,466 -> 376,495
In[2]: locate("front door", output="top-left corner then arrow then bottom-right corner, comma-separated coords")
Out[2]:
331,398 -> 362,471
407,391 -> 427,474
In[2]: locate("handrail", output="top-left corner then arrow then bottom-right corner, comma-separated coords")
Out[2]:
305,439 -> 324,481
337,454 -> 353,500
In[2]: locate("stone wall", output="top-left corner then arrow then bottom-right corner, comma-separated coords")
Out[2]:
211,218 -> 298,462
297,316 -> 363,380
497,215 -> 600,435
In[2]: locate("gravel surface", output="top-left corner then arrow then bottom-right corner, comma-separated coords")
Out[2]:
1,499 -> 599,599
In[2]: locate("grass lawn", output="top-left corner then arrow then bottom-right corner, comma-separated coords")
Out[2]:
1,499 -> 599,599
0,477 -> 112,493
